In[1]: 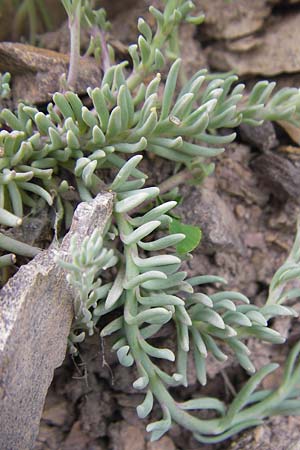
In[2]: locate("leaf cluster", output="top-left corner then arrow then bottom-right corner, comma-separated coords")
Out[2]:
60,155 -> 300,442
1,59 -> 300,235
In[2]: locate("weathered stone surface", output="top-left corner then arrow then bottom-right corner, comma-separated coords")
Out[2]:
239,121 -> 279,153
177,186 -> 243,254
206,13 -> 300,76
147,436 -> 176,450
252,152 -> 300,202
0,42 -> 102,105
216,143 -> 270,207
198,0 -> 271,40
109,422 -> 146,450
226,416 -> 300,450
179,23 -> 207,78
0,192 -> 113,450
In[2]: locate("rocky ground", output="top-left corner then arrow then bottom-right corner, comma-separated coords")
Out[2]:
2,0 -> 300,449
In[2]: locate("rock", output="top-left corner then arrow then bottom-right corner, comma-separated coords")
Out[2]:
33,423 -> 64,450
239,122 -> 279,153
109,422 -> 146,450
206,13 -> 300,75
61,421 -> 90,450
244,232 -> 265,249
198,0 -> 271,40
226,35 -> 263,52
215,144 -> 270,206
0,192 -> 114,450
147,436 -> 176,450
252,152 -> 300,202
3,209 -> 51,255
179,23 -> 207,78
42,400 -> 69,427
177,186 -> 243,254
0,42 -> 102,105
79,387 -> 114,438
226,416 -> 300,450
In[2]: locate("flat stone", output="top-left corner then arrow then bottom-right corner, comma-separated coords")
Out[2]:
198,0 -> 271,40
206,13 -> 300,76
0,42 -> 102,105
0,192 -> 114,450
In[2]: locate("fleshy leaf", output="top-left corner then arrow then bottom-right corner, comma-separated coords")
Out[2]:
169,219 -> 202,254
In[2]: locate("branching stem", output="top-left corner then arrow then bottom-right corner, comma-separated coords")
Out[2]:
127,29 -> 166,91
158,168 -> 199,194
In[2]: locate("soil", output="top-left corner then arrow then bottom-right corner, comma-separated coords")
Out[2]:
2,0 -> 300,449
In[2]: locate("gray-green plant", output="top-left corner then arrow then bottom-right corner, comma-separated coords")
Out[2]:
0,72 -> 11,100
1,0 -> 300,443
58,155 -> 300,443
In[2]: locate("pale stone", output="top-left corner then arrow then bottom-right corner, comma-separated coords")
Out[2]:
206,13 -> 300,76
0,42 -> 102,105
198,0 -> 271,40
0,192 -> 114,450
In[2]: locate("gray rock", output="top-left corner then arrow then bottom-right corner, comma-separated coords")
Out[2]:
177,187 -> 243,254
0,192 -> 114,450
227,416 -> 300,450
0,42 -> 102,105
239,121 -> 279,152
252,152 -> 300,202
199,0 -> 271,40
206,12 -> 300,76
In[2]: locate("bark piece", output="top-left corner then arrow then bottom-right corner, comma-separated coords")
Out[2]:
0,192 -> 114,450
0,42 -> 102,105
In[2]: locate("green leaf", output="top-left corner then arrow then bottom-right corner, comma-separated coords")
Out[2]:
169,219 -> 202,254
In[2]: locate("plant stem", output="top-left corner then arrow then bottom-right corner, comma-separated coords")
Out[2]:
36,0 -> 53,30
158,168 -> 198,194
27,0 -> 37,45
0,232 -> 41,257
67,0 -> 81,89
91,26 -> 111,72
13,0 -> 28,40
114,210 -> 300,441
115,211 -> 222,436
126,29 -> 166,91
